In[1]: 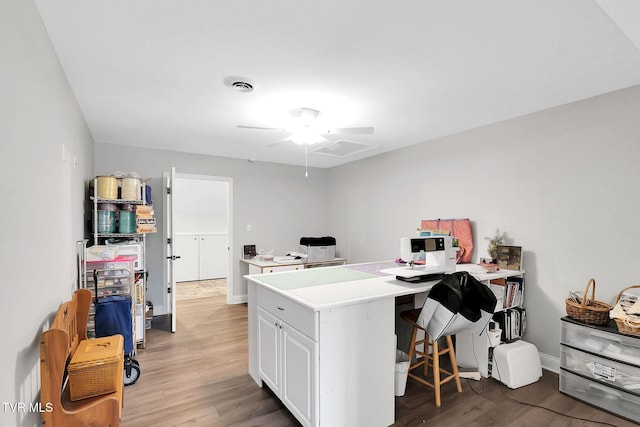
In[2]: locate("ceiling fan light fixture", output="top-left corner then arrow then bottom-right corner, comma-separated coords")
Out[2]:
289,131 -> 326,146
290,107 -> 320,126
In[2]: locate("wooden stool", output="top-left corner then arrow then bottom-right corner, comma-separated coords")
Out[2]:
400,308 -> 462,407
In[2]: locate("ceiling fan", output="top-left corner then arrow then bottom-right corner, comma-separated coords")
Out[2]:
237,107 -> 374,150
238,107 -> 374,177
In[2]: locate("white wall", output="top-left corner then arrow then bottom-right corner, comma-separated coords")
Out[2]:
174,178 -> 228,234
94,144 -> 331,313
327,84 -> 640,362
0,1 -> 94,425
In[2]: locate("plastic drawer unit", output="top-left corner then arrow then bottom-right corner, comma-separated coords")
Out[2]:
560,317 -> 640,423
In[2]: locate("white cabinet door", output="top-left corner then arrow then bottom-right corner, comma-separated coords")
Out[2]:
199,234 -> 228,279
173,235 -> 199,282
258,307 -> 281,394
257,305 -> 317,427
282,324 -> 317,427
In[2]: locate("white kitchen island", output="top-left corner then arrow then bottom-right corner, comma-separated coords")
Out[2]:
246,261 -> 524,427
246,261 -> 436,427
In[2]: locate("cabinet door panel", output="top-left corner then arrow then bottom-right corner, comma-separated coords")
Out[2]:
258,308 -> 280,394
282,324 -> 316,427
174,235 -> 199,282
199,234 -> 228,279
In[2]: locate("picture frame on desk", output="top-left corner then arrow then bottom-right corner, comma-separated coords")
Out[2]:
496,245 -> 522,271
243,244 -> 256,260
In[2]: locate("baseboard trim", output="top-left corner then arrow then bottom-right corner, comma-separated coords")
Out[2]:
228,294 -> 247,304
540,352 -> 560,373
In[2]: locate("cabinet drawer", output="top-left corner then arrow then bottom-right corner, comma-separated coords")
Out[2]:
265,264 -> 304,273
258,286 -> 317,340
560,369 -> 640,423
561,321 -> 640,366
561,345 -> 640,395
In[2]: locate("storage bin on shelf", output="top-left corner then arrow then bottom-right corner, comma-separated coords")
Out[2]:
611,285 -> 640,337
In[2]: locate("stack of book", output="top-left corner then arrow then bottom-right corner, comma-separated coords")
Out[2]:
490,277 -> 525,311
492,307 -> 527,342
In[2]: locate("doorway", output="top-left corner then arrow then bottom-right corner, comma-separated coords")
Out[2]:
163,171 -> 233,331
173,176 -> 230,301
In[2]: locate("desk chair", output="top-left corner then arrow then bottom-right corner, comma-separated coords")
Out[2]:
401,271 -> 497,407
401,308 -> 461,407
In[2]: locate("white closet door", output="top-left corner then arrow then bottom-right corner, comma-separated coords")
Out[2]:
199,234 -> 228,279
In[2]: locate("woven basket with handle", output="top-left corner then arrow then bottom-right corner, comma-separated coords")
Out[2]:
565,278 -> 611,325
613,285 -> 640,337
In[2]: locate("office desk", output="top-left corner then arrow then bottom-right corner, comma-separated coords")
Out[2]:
246,262 -> 522,427
240,257 -> 347,274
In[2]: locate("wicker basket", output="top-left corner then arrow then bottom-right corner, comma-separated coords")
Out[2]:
565,278 -> 611,325
68,335 -> 123,401
613,285 -> 640,337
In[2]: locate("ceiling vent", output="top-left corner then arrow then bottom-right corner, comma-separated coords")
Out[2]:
223,76 -> 255,92
311,139 -> 374,157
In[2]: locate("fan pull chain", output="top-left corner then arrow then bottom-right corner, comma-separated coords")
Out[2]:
305,145 -> 308,177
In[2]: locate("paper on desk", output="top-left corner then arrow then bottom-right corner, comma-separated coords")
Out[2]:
273,256 -> 303,264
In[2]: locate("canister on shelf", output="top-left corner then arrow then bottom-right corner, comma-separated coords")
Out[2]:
97,207 -> 116,233
121,177 -> 141,201
118,210 -> 136,234
96,176 -> 118,200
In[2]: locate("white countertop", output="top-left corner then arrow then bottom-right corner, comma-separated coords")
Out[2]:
245,261 -> 524,311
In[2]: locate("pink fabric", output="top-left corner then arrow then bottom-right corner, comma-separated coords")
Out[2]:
420,219 -> 474,264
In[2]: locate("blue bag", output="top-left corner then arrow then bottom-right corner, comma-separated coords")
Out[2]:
95,295 -> 133,355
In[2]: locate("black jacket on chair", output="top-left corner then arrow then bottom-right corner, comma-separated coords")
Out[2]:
417,271 -> 498,340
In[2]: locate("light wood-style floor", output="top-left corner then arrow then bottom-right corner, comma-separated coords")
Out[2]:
121,296 -> 637,427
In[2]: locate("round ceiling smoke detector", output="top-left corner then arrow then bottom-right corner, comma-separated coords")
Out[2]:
223,76 -> 255,92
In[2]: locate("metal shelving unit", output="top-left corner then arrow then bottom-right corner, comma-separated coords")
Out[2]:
82,176 -> 149,349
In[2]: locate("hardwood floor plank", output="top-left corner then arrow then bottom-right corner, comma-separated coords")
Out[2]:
121,296 -> 637,426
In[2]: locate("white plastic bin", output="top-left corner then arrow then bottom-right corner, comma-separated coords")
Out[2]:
395,349 -> 410,396
492,340 -> 542,388
487,328 -> 502,347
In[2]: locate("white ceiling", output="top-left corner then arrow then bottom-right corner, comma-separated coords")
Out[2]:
35,0 -> 640,169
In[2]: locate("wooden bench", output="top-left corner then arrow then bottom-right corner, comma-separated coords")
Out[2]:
40,289 -> 124,427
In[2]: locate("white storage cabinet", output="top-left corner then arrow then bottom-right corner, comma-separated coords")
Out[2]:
252,284 -> 394,427
174,234 -> 228,281
257,286 -> 317,426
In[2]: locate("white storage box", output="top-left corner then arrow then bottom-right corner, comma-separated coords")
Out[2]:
114,242 -> 144,271
492,340 -> 542,388
299,236 -> 336,262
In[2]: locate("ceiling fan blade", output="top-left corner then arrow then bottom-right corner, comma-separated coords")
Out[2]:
264,136 -> 291,148
237,125 -> 285,132
324,127 -> 374,135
